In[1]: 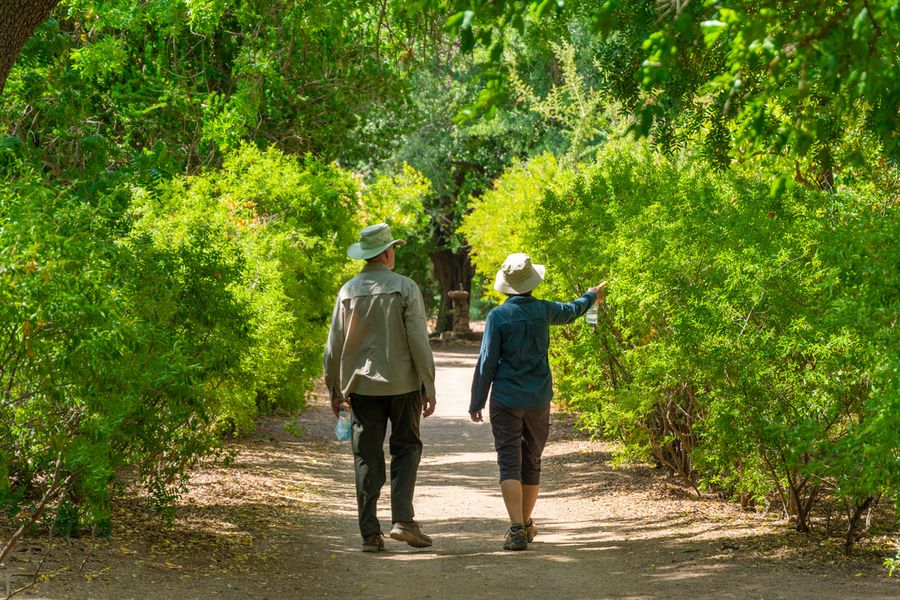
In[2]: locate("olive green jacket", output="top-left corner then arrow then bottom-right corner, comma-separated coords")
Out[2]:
324,263 -> 436,399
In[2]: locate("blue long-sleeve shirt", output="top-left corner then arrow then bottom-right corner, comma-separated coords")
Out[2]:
469,291 -> 596,413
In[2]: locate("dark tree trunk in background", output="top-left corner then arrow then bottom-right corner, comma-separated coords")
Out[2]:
425,160 -> 483,335
0,0 -> 60,96
430,247 -> 473,334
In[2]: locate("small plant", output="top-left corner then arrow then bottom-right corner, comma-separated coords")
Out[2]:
885,545 -> 900,577
282,421 -> 304,439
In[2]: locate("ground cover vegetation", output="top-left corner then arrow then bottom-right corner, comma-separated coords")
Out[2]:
0,0 -> 897,576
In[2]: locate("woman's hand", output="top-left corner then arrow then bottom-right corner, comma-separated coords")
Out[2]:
588,281 -> 608,303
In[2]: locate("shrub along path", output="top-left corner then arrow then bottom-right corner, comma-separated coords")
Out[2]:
16,344 -> 897,599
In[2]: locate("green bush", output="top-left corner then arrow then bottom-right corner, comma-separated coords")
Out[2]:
132,144 -> 360,424
460,152 -> 563,301
462,139 -> 899,549
1,144 -> 362,541
1,166 -> 251,536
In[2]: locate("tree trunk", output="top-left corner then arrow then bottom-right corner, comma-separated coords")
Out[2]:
0,0 -> 60,96
844,495 -> 876,555
430,247 -> 473,334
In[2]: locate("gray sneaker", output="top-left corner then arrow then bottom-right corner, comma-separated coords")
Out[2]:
361,532 -> 384,552
389,521 -> 433,548
503,527 -> 528,551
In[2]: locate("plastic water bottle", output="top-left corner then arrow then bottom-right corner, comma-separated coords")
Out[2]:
334,409 -> 352,441
585,303 -> 599,325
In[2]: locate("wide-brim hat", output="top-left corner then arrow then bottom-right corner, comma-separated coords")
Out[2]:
347,223 -> 406,260
494,253 -> 545,295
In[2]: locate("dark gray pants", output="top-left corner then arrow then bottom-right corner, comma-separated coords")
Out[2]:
349,390 -> 423,537
490,402 -> 551,485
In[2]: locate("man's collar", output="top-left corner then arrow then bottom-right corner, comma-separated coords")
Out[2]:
362,263 -> 390,272
506,294 -> 536,304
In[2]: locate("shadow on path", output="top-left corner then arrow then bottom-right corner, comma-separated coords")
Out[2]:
17,346 -> 897,600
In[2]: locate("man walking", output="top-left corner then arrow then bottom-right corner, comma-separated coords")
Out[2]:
324,223 -> 437,552
470,253 -> 605,550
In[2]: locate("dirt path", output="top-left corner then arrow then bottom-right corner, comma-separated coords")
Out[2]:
14,345 -> 898,599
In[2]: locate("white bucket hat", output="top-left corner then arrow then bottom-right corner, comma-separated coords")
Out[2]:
347,223 -> 406,260
493,253 -> 545,295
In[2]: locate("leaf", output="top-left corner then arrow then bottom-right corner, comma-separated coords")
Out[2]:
489,42 -> 504,63
459,11 -> 476,53
443,12 -> 465,33
769,175 -> 787,199
700,20 -> 727,46
532,0 -> 555,20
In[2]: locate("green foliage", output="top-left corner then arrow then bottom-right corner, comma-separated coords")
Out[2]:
361,165 -> 432,231
1,0 -> 436,183
459,151 -> 563,300
443,0 -> 899,169
132,144 -> 359,422
1,165 -> 251,535
886,544 -> 900,576
1,0 -> 895,565
508,40 -> 613,163
463,137 -> 899,547
0,0 -> 446,541
359,164 -> 435,306
375,56 -> 560,328
0,144 -> 360,538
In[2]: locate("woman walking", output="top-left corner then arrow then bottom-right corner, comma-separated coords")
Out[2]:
469,253 -> 606,550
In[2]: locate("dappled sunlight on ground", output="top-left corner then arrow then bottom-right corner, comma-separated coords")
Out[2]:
12,345 -> 898,600
421,451 -> 496,466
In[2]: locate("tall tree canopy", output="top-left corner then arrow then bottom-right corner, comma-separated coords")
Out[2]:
2,0 -> 445,179
444,0 -> 899,177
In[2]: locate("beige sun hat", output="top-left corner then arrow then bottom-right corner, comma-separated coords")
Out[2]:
493,253 -> 546,295
347,223 -> 406,260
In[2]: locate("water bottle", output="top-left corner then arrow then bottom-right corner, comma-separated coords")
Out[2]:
334,409 -> 352,441
585,303 -> 599,325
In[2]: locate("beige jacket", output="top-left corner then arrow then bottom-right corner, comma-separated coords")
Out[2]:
323,263 -> 436,398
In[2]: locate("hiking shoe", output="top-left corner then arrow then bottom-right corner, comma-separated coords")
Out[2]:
389,521 -> 432,548
524,519 -> 537,543
504,527 -> 528,551
361,532 -> 384,552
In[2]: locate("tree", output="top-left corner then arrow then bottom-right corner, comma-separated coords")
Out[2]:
1,0 -> 441,180
381,51 -> 561,331
443,0 -> 899,175
0,0 -> 59,95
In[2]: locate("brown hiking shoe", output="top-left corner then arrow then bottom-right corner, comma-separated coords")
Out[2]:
361,532 -> 384,552
525,519 -> 537,543
503,527 -> 528,551
389,521 -> 432,548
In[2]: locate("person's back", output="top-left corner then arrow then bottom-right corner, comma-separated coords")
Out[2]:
469,252 -> 605,551
328,264 -> 432,399
475,294 -> 590,411
323,223 -> 436,553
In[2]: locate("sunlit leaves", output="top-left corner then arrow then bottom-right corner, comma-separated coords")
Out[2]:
0,144 -> 367,538
442,0 -> 899,169
463,137 -> 899,544
69,36 -> 127,81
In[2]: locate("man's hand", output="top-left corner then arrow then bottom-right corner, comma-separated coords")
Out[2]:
588,280 -> 608,304
331,393 -> 346,418
469,410 -> 483,423
422,394 -> 436,418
